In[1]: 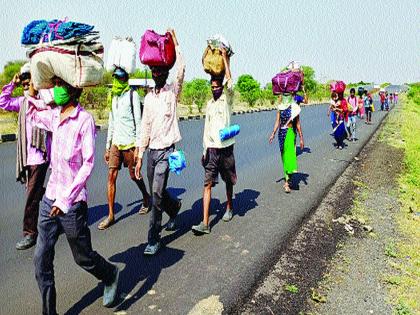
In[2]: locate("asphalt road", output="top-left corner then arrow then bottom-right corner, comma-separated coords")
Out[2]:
0,99 -> 395,314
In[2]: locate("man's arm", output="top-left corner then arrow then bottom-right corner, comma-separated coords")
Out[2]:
222,48 -> 234,106
132,92 -> 142,146
169,29 -> 185,102
136,100 -> 151,159
0,80 -> 22,112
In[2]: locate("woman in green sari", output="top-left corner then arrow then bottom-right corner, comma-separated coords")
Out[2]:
269,93 -> 304,193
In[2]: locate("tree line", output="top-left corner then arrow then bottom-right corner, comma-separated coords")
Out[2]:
1,60 -> 375,116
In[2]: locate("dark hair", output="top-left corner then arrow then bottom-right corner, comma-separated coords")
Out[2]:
350,88 -> 355,93
337,92 -> 344,100
331,92 -> 338,99
19,72 -> 31,81
210,74 -> 224,85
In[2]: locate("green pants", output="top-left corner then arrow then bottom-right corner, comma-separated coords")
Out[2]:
281,128 -> 298,181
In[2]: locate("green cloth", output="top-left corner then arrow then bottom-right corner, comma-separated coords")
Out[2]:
53,86 -> 70,106
281,128 -> 298,181
107,78 -> 130,110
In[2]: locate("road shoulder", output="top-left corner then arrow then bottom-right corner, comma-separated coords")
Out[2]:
237,99 -> 419,314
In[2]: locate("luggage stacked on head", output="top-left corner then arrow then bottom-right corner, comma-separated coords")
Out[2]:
139,30 -> 176,69
202,34 -> 234,77
22,19 -> 104,89
271,61 -> 304,95
106,36 -> 136,74
330,80 -> 346,93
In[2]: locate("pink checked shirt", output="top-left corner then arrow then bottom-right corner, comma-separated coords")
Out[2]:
0,82 -> 48,165
137,48 -> 185,158
30,103 -> 96,213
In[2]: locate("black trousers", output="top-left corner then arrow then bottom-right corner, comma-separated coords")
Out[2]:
23,163 -> 48,237
147,146 -> 179,245
34,197 -> 115,315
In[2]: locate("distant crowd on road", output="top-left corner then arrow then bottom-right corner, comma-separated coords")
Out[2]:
0,20 -> 400,313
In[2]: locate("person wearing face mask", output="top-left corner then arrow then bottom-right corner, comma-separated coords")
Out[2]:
134,28 -> 185,256
0,63 -> 50,250
98,67 -> 150,230
29,77 -> 120,313
269,90 -> 304,193
191,48 -> 236,235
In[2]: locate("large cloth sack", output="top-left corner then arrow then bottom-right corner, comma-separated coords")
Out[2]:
272,70 -> 304,95
29,43 -> 104,89
330,81 -> 346,93
139,30 -> 176,68
106,36 -> 136,74
202,46 -> 225,76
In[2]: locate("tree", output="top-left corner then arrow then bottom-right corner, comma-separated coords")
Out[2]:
301,65 -> 317,95
181,78 -> 211,113
235,74 -> 261,107
0,60 -> 26,85
261,83 -> 277,105
131,68 -> 152,80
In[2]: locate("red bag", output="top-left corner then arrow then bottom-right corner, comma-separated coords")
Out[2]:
139,30 -> 176,68
271,70 -> 304,94
330,81 -> 346,93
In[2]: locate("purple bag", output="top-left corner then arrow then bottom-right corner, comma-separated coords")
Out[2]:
272,70 -> 304,95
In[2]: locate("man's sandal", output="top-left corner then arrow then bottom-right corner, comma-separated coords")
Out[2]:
98,217 -> 115,230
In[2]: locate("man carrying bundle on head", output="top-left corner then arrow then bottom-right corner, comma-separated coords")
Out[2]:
135,28 -> 184,256
0,63 -> 50,250
99,66 -> 151,230
192,47 -> 237,235
23,19 -> 120,313
29,77 -> 120,313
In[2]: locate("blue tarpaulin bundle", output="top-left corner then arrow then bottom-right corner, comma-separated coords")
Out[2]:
219,124 -> 240,141
21,19 -> 94,45
169,150 -> 187,175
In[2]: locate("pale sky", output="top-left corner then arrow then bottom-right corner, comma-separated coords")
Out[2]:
0,0 -> 418,85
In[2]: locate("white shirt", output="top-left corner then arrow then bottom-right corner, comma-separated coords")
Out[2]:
203,80 -> 235,155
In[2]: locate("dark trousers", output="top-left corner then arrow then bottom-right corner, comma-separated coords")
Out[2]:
34,197 -> 115,315
147,146 -> 179,245
23,163 -> 48,237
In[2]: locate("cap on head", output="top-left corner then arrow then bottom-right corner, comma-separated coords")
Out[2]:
113,67 -> 129,81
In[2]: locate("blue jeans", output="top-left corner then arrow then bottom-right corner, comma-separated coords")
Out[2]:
34,197 -> 115,315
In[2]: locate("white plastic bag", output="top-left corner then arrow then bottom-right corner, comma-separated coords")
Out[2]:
106,36 -> 136,74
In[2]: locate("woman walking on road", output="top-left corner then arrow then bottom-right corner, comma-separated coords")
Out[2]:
347,88 -> 358,141
363,90 -> 373,124
327,92 -> 346,150
269,93 -> 304,193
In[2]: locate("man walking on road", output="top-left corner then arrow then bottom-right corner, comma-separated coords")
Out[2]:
192,49 -> 237,235
0,64 -> 50,250
135,29 -> 184,256
99,67 -> 150,230
30,77 -> 120,314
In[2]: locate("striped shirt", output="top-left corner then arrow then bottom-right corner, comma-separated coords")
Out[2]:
30,104 -> 95,213
137,47 -> 185,158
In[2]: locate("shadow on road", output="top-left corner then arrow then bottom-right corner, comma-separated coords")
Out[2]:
66,188 -> 258,313
277,173 -> 310,191
87,203 -> 122,226
65,245 -> 184,314
296,146 -> 311,156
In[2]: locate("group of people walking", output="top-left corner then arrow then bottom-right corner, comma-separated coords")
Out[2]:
327,86 -> 395,150
0,27 -> 395,313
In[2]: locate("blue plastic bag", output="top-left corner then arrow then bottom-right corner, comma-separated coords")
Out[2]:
169,150 -> 187,175
219,124 -> 240,141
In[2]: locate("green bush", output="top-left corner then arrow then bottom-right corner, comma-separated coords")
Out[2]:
235,74 -> 261,107
180,78 -> 211,113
